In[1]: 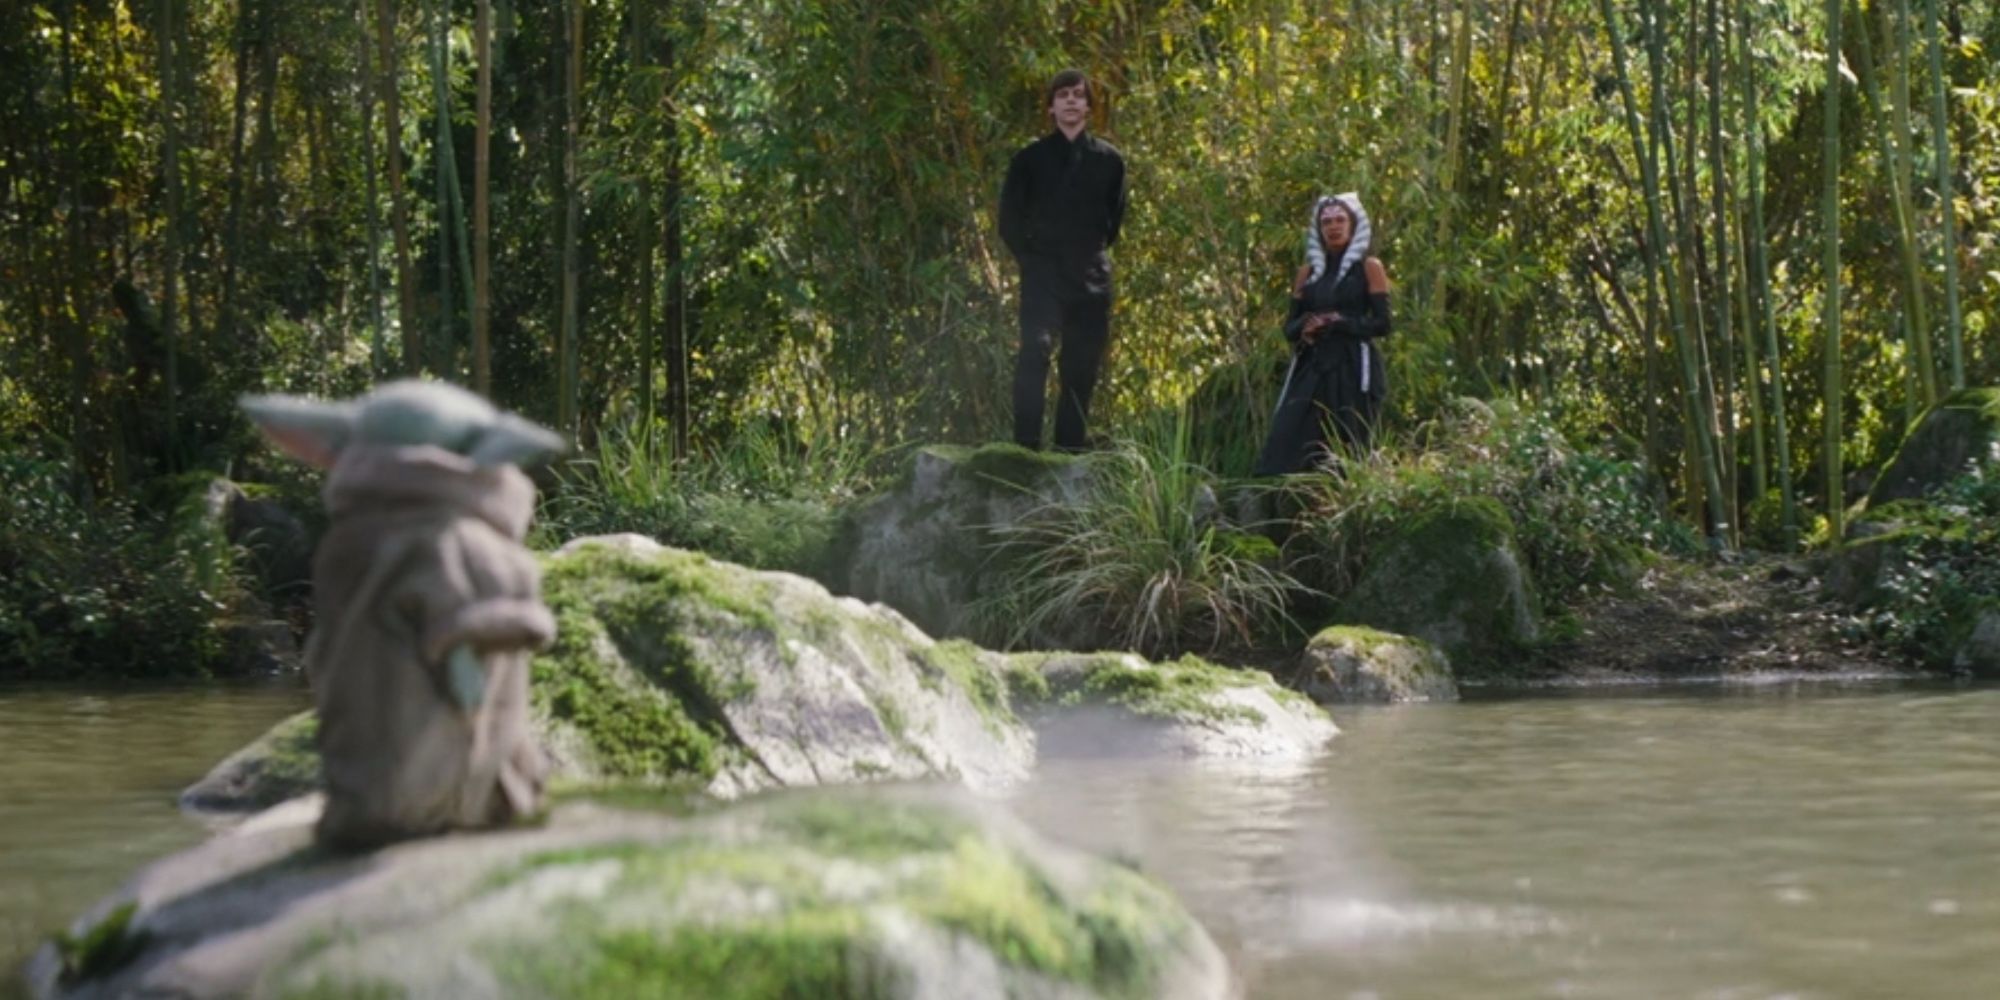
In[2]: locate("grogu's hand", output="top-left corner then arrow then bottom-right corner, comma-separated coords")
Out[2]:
447,643 -> 487,710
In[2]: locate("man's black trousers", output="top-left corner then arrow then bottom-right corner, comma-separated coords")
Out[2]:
1012,284 -> 1109,452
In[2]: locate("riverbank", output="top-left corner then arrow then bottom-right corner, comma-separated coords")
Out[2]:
1518,554 -> 1918,686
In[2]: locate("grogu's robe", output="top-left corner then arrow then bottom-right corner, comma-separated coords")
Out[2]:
306,444 -> 553,848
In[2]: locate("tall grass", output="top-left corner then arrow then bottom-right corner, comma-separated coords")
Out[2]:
981,409 -> 1311,658
535,416 -> 887,576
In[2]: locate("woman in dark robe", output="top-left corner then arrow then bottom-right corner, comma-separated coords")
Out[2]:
1254,193 -> 1393,476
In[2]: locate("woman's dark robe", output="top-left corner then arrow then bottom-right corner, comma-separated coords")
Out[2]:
1254,259 -> 1392,476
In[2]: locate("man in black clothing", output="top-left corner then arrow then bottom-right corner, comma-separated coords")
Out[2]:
998,68 -> 1128,452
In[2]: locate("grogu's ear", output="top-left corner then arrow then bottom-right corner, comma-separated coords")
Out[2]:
241,393 -> 357,469
466,412 -> 566,468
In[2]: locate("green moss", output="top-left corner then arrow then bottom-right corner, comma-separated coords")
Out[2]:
1870,387 -> 2000,504
276,977 -> 407,1000
1334,497 -> 1540,674
1001,654 -> 1054,703
915,838 -> 1089,977
1011,653 -> 1288,725
52,901 -> 148,984
1307,624 -> 1407,657
910,838 -> 1176,998
533,545 -> 793,780
959,442 -> 1084,491
478,793 -> 1190,999
201,710 -> 322,808
520,917 -> 868,1000
1212,529 -> 1280,566
918,639 -> 1013,733
768,795 -> 978,860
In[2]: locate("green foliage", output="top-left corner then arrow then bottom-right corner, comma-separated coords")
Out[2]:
1288,398 -> 1694,611
1857,461 -> 2000,664
0,451 -> 252,678
981,410 -> 1309,658
53,902 -> 147,984
535,416 -> 883,575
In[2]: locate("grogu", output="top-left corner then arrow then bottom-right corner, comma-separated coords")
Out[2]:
242,380 -> 565,849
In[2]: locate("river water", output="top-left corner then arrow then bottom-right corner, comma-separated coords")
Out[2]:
5,680 -> 1997,998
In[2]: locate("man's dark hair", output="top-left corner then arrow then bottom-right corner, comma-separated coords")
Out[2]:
1046,68 -> 1092,107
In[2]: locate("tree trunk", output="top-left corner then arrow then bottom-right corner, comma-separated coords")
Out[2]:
1886,0 -> 1936,407
1425,0 -> 1475,370
58,0 -> 97,499
1856,0 -> 1935,413
1631,0 -> 1730,541
473,0 -> 492,395
430,0 -> 454,378
1922,0 -> 1964,389
219,0 -> 254,347
377,0 -> 419,372
1734,190 -> 1767,506
157,0 -> 181,466
1821,0 -> 1845,543
663,29 -> 689,461
559,0 -> 582,435
1736,0 -> 1797,547
1706,0 -> 1739,542
358,0 -> 385,375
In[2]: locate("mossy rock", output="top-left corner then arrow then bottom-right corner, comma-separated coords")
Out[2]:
1868,387 -> 2000,506
1298,626 -> 1458,703
832,444 -> 1095,644
1327,498 -> 1540,678
184,534 -> 1036,811
1003,651 -> 1337,758
30,789 -> 1231,1000
178,710 -> 321,811
1948,597 -> 2000,678
188,534 -> 1339,815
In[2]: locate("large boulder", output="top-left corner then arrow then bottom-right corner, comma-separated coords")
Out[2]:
1297,626 -> 1459,703
187,535 -> 1340,810
200,479 -> 314,610
1819,529 -> 1922,607
29,788 -> 1231,1000
834,444 -> 1093,645
1868,387 -> 2000,505
186,535 -> 1035,810
1005,652 -> 1337,759
1328,498 -> 1541,678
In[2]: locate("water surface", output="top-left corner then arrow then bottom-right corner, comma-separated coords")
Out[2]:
6,680 -> 1997,998
1006,682 -> 2000,999
0,683 -> 309,990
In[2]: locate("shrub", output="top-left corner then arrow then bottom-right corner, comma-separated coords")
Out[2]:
980,410 -> 1310,658
1862,460 -> 2000,664
0,452 -> 251,678
535,417 -> 884,576
1286,397 -> 1694,611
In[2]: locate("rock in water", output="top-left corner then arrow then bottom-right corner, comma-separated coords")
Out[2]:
29,789 -> 1233,1000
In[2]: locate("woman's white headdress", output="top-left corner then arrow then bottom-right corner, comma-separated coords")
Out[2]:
1304,192 -> 1371,285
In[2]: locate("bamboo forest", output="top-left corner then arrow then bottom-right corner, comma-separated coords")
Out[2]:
7,2 -> 2000,997
4,0 -> 1999,667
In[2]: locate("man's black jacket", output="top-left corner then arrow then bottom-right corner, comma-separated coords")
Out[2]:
998,130 -> 1127,298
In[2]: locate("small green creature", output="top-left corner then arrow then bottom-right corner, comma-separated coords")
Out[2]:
243,380 -> 565,848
